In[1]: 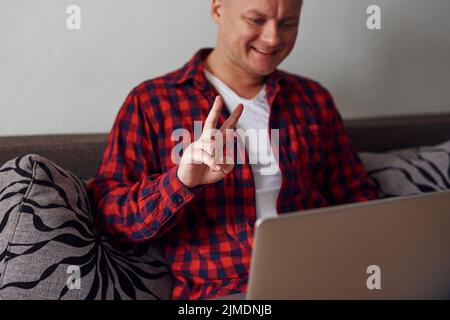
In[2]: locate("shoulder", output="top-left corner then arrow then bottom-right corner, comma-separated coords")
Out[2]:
131,69 -> 180,101
277,70 -> 341,125
277,70 -> 333,100
119,68 -> 186,123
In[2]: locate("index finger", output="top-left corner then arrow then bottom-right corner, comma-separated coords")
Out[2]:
204,95 -> 224,132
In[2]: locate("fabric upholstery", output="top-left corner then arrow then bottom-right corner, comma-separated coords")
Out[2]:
0,154 -> 172,300
360,140 -> 450,197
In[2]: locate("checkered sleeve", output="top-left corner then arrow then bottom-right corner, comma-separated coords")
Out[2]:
319,89 -> 379,205
88,88 -> 201,243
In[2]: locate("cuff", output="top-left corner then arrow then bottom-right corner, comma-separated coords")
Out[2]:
158,166 -> 205,213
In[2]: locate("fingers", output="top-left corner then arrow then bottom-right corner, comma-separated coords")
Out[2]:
220,103 -> 244,133
189,97 -> 242,175
203,95 -> 224,132
198,139 -> 216,157
186,142 -> 221,171
199,150 -> 222,172
203,97 -> 243,141
193,141 -> 231,173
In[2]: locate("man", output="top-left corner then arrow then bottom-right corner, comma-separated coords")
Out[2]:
88,0 -> 379,300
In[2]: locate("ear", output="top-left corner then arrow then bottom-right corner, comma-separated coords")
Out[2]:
211,0 -> 223,24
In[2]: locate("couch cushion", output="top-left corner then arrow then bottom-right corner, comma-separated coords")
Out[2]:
360,140 -> 450,197
0,154 -> 172,300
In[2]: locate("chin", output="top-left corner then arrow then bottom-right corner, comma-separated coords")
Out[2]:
247,58 -> 283,77
251,65 -> 278,77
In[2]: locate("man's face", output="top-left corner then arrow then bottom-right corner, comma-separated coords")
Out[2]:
213,0 -> 302,77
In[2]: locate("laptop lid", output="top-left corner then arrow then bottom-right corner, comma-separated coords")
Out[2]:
247,191 -> 450,299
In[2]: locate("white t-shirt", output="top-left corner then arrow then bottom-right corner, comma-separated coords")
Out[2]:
204,70 -> 282,219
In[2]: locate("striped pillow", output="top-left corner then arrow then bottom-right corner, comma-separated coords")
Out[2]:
0,154 -> 172,300
360,140 -> 450,198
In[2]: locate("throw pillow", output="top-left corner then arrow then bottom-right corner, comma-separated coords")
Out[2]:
0,154 -> 172,300
360,140 -> 450,198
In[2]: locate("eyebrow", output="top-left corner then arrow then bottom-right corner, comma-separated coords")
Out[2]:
243,10 -> 266,17
243,9 -> 299,21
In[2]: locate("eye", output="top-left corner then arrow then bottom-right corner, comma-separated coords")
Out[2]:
247,17 -> 265,25
280,20 -> 299,30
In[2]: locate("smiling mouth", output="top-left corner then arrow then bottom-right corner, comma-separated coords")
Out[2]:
251,46 -> 279,56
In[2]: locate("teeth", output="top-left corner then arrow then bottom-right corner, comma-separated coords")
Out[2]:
254,47 -> 276,55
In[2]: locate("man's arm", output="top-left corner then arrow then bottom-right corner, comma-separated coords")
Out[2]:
88,88 -> 200,243
88,91 -> 243,243
318,89 -> 379,205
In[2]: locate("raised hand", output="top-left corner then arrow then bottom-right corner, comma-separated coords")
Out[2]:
177,95 -> 244,188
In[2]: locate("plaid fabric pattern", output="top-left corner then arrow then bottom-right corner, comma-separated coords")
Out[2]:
88,48 -> 379,300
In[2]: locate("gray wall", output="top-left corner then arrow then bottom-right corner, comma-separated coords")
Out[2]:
1,0 -> 449,136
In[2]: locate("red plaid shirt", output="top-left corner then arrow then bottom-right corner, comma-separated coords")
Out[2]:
88,48 -> 379,300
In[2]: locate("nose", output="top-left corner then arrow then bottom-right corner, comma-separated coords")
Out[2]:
260,20 -> 282,48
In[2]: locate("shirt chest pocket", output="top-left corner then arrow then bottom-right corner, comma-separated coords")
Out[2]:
285,123 -> 323,179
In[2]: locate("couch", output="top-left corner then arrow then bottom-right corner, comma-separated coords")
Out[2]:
1,113 -> 450,300
2,113 -> 450,181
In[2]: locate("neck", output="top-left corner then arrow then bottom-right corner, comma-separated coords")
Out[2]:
205,49 -> 265,99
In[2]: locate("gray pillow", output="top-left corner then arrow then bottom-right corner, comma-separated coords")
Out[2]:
0,154 -> 172,300
360,140 -> 450,198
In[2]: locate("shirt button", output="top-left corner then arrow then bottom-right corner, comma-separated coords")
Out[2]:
173,194 -> 184,204
243,181 -> 252,188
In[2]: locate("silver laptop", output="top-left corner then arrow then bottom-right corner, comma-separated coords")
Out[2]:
239,191 -> 450,300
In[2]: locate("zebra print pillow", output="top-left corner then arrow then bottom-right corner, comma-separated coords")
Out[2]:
360,140 -> 450,198
0,154 -> 172,300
